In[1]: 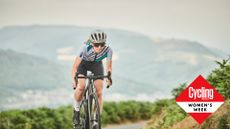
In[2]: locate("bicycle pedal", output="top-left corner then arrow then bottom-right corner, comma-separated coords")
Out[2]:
73,123 -> 82,129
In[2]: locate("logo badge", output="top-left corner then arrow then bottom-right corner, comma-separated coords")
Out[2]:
176,75 -> 224,124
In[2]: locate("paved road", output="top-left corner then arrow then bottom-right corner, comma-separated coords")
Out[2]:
103,121 -> 147,129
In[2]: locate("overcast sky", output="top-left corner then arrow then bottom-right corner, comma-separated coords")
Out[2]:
0,0 -> 229,53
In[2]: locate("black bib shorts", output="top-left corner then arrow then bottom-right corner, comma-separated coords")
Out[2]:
77,60 -> 104,80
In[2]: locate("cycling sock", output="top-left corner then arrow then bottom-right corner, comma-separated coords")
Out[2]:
94,113 -> 97,120
74,101 -> 81,111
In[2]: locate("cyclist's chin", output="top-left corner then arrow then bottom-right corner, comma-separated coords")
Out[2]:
94,48 -> 103,53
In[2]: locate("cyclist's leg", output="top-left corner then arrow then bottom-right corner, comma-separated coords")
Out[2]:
94,79 -> 104,113
74,61 -> 87,111
90,61 -> 104,113
74,74 -> 86,102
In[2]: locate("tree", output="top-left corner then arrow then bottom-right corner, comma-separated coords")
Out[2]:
171,83 -> 187,98
207,57 -> 230,99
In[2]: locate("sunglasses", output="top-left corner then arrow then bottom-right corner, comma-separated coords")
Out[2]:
93,43 -> 105,47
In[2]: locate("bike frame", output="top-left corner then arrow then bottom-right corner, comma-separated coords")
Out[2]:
75,73 -> 110,129
79,73 -> 109,100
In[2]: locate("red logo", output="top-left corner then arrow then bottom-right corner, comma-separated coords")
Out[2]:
176,75 -> 224,124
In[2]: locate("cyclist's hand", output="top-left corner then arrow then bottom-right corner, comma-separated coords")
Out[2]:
106,78 -> 112,87
72,80 -> 77,89
106,71 -> 112,88
73,72 -> 79,90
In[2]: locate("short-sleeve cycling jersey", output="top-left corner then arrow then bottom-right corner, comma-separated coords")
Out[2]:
79,42 -> 113,62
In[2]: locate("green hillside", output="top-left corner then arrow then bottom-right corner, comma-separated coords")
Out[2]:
0,49 -> 69,104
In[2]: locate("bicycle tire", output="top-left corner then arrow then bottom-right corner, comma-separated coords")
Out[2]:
74,100 -> 90,129
88,93 -> 101,129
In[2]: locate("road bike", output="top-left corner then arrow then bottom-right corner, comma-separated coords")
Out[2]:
73,72 -> 111,129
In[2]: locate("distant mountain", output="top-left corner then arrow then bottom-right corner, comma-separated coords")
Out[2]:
0,48 -> 69,89
207,47 -> 228,58
0,49 -> 70,108
0,25 -> 226,109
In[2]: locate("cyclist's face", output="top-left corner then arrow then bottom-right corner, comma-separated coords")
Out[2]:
93,43 -> 105,53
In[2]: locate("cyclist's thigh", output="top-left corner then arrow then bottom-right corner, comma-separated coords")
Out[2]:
77,74 -> 86,90
77,61 -> 87,90
94,79 -> 103,94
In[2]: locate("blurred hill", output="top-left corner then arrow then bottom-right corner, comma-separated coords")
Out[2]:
0,25 -> 227,109
0,49 -> 70,109
0,49 -> 68,90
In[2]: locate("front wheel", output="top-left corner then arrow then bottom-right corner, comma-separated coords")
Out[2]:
88,93 -> 101,129
73,100 -> 90,129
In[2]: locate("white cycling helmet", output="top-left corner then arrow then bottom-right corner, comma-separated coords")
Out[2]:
89,30 -> 107,44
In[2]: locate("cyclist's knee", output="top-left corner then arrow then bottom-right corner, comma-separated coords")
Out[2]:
97,91 -> 103,98
76,83 -> 85,93
96,88 -> 103,97
76,83 -> 85,92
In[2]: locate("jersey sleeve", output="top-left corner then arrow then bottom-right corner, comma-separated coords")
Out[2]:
78,44 -> 86,59
106,47 -> 113,61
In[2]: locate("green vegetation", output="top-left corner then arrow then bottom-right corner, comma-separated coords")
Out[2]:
0,101 -> 157,129
171,83 -> 187,98
218,114 -> 230,129
0,99 -> 187,129
0,106 -> 73,129
102,101 -> 155,124
207,57 -> 230,99
146,96 -> 188,129
145,57 -> 230,129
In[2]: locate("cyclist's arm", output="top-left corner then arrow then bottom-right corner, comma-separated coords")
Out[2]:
71,56 -> 82,82
106,47 -> 113,74
106,60 -> 112,74
106,59 -> 113,87
72,45 -> 85,82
